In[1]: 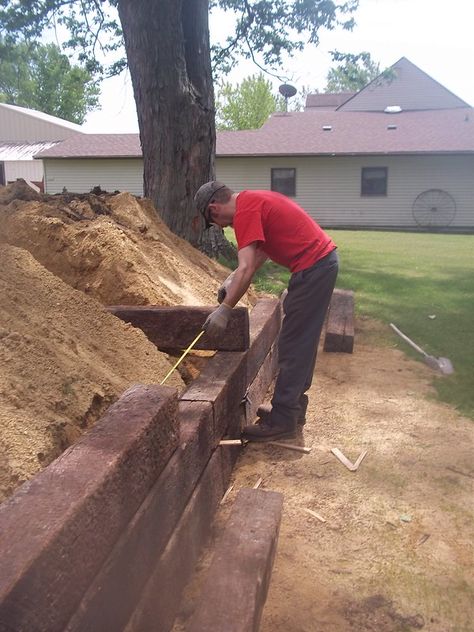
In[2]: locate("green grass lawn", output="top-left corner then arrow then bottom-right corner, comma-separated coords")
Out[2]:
222,228 -> 474,419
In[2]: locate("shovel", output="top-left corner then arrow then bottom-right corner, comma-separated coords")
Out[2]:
389,323 -> 454,375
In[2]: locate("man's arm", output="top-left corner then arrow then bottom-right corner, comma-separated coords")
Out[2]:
223,242 -> 267,307
202,243 -> 266,337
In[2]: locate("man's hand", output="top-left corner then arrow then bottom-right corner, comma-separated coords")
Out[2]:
203,303 -> 232,338
217,272 -> 235,304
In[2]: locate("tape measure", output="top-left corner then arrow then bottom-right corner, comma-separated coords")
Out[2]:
160,330 -> 205,385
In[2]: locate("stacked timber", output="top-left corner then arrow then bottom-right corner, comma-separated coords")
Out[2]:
0,299 -> 282,632
324,289 -> 355,353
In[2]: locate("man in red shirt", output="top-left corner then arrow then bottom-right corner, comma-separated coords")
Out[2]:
194,181 -> 338,442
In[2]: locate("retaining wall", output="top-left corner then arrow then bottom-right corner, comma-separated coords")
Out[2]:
0,298 -> 281,632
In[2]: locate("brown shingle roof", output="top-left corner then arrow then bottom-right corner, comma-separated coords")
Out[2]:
36,108 -> 474,159
217,108 -> 474,156
305,92 -> 355,109
36,133 -> 141,158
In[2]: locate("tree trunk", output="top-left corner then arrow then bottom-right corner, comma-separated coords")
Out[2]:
117,0 -> 215,246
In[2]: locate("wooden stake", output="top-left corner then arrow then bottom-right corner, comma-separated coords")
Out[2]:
220,483 -> 234,505
304,508 -> 326,523
253,477 -> 263,489
268,442 -> 311,454
353,450 -> 368,469
219,439 -> 310,454
331,448 -> 367,471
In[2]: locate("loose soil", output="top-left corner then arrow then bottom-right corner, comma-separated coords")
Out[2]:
0,181 -> 252,502
175,318 -> 474,632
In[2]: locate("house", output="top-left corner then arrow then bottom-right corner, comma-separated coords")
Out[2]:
37,133 -> 143,196
36,58 -> 474,230
0,103 -> 84,190
216,58 -> 473,230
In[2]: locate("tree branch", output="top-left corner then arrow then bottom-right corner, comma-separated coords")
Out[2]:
243,32 -> 287,82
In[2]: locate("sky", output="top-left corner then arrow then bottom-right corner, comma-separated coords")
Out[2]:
82,0 -> 474,133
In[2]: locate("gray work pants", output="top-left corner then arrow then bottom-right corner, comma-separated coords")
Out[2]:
271,249 -> 339,423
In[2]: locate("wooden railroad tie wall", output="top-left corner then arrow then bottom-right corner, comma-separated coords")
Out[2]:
187,488 -> 283,632
324,288 -> 355,354
107,305 -> 250,352
0,298 -> 282,632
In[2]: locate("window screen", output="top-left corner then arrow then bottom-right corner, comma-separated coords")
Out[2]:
271,168 -> 296,196
361,167 -> 388,195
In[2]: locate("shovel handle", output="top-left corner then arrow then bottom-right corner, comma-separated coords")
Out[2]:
389,323 -> 427,357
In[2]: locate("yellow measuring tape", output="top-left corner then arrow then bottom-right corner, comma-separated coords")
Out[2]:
160,330 -> 205,385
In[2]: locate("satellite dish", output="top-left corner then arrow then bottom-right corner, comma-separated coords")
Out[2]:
278,83 -> 297,112
279,84 -> 297,98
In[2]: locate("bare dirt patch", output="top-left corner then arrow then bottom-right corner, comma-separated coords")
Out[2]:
175,317 -> 474,632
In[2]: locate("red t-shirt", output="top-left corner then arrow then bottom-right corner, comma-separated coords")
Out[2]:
233,190 -> 336,273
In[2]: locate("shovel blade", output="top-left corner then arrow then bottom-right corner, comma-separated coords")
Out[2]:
424,355 -> 454,375
437,357 -> 454,375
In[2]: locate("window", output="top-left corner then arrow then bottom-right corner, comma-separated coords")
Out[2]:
0,162 -> 4,187
271,168 -> 296,196
361,167 -> 388,196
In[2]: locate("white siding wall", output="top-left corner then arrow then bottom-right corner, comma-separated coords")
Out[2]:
5,160 -> 44,182
0,108 -> 81,142
44,158 -> 144,195
216,154 -> 474,228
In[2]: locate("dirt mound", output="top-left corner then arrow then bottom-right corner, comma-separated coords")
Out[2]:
0,244 -> 185,502
0,181 -> 250,502
0,179 -> 41,205
0,182 -> 241,306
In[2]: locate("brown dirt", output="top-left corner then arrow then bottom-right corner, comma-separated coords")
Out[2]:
174,318 -> 474,632
0,180 -> 252,502
0,180 -> 239,306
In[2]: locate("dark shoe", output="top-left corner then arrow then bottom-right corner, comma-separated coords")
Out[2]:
242,420 -> 296,442
257,395 -> 308,426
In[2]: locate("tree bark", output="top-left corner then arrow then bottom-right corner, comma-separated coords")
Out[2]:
117,0 -> 215,246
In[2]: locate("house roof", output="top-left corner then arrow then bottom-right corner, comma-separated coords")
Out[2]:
217,108 -> 474,156
36,133 -> 141,158
0,103 -> 85,134
338,57 -> 471,112
36,108 -> 474,159
0,141 -> 62,161
305,92 -> 355,110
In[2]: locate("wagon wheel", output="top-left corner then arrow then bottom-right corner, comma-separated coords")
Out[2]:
412,189 -> 456,228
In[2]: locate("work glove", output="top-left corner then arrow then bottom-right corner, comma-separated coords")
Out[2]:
217,272 -> 235,304
203,303 -> 232,338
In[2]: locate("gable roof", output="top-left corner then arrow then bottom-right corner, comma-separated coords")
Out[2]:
338,57 -> 470,112
0,103 -> 85,134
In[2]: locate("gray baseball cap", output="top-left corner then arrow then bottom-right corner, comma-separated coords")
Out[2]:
194,180 -> 227,229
